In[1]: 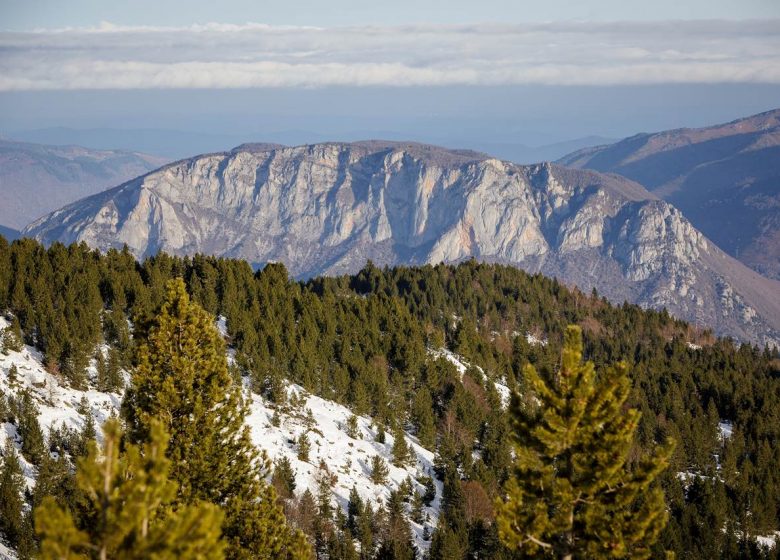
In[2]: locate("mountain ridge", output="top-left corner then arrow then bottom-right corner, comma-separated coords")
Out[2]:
0,139 -> 169,229
22,140 -> 780,346
557,108 -> 780,279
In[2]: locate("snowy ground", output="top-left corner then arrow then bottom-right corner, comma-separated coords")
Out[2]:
0,315 -> 440,553
246,384 -> 441,550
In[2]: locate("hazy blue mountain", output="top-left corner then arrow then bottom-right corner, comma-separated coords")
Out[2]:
0,139 -> 168,229
559,109 -> 780,279
0,224 -> 19,241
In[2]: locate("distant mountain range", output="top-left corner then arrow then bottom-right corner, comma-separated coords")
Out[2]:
0,139 -> 168,229
558,109 -> 780,280
8,127 -> 613,164
23,140 -> 780,347
0,224 -> 19,241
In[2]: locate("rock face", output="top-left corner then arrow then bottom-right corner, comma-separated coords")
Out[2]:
0,139 -> 168,229
558,108 -> 780,280
24,140 -> 780,346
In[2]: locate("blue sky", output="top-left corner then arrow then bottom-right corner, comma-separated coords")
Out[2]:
0,0 -> 778,158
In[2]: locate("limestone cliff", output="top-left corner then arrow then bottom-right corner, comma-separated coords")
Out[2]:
24,141 -> 780,346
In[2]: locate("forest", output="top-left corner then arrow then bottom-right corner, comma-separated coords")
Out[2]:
0,234 -> 779,559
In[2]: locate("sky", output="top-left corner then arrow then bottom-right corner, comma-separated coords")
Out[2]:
0,0 -> 778,159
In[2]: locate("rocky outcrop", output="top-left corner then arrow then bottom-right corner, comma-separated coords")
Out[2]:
24,141 -> 780,346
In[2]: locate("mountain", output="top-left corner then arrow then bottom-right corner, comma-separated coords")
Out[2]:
0,224 -> 19,241
470,135 -> 617,164
23,140 -> 780,346
558,109 -> 780,280
0,139 -> 168,229
9,127 -> 254,160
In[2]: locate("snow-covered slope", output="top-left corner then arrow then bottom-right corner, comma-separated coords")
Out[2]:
0,315 -> 440,553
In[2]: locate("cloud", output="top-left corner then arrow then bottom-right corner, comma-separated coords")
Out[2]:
0,20 -> 778,90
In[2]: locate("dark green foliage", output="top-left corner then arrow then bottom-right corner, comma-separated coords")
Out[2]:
345,414 -> 361,439
2,235 -> 780,559
370,455 -> 389,485
496,326 -> 673,558
0,442 -> 26,548
2,318 -> 23,353
123,279 -> 310,560
273,456 -> 297,500
297,432 -> 311,463
11,390 -> 46,466
391,425 -> 412,468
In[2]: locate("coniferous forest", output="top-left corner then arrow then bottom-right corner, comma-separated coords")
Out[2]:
1,235 -> 779,559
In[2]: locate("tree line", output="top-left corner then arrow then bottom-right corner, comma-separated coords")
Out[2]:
0,235 -> 778,558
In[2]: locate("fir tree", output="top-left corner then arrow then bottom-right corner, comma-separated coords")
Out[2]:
495,325 -> 674,559
35,419 -> 225,559
123,278 -> 310,560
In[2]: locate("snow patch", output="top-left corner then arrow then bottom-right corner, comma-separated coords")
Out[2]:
245,384 -> 440,551
718,420 -> 733,440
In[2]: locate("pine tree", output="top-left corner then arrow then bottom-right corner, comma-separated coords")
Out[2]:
345,414 -> 361,439
297,432 -> 311,463
0,441 -> 26,548
370,455 -> 389,485
35,418 -> 225,559
15,390 -> 45,466
495,326 -> 674,559
123,278 -> 310,560
1,319 -> 23,354
392,425 -> 412,468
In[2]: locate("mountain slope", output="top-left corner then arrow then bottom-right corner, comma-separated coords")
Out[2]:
23,140 -> 780,346
558,109 -> 780,279
0,139 -> 168,229
0,225 -> 18,241
0,314 -> 441,554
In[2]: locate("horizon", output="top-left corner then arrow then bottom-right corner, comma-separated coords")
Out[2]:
1,1 -> 779,159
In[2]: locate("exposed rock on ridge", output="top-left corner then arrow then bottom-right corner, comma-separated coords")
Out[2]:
23,141 -> 780,346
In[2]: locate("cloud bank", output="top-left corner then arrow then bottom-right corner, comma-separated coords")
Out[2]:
0,20 -> 778,90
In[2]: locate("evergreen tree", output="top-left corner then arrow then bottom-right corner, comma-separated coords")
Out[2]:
370,455 -> 389,485
297,433 -> 311,463
496,326 -> 674,559
392,425 -> 412,468
123,278 -> 309,560
272,456 -> 297,500
0,441 -> 26,548
15,390 -> 45,466
1,319 -> 23,354
35,418 -> 225,559
8,363 -> 18,385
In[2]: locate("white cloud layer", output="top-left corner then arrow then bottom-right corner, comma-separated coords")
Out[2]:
0,20 -> 778,90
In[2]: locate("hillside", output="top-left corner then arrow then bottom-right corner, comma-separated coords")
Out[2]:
1,241 -> 779,558
558,109 -> 780,280
0,139 -> 168,229
0,317 -> 442,556
22,141 -> 780,347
